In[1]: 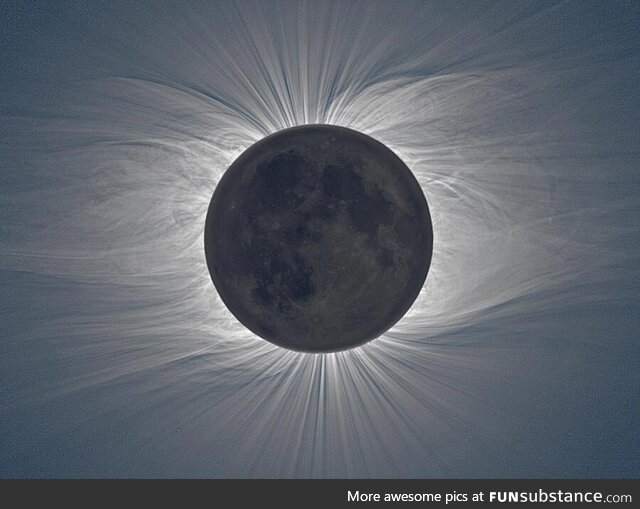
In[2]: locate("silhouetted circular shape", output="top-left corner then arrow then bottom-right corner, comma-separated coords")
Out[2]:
205,125 -> 433,352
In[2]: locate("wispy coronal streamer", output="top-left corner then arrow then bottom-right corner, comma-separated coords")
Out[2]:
1,1 -> 638,477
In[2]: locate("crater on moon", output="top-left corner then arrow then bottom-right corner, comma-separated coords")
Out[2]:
205,125 -> 433,352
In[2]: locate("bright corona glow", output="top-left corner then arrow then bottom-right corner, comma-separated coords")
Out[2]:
1,2 -> 636,477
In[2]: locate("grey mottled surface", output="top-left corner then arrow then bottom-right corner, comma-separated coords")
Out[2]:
205,125 -> 432,351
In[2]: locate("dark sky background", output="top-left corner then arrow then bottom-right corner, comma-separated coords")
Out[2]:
1,0 -> 638,478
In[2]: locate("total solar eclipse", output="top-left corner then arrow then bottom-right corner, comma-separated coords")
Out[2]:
205,125 -> 433,352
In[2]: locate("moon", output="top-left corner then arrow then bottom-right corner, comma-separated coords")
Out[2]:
205,125 -> 433,352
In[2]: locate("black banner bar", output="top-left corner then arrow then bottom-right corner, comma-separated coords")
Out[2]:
2,479 -> 638,507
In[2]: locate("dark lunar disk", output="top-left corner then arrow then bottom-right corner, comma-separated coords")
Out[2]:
205,125 -> 433,352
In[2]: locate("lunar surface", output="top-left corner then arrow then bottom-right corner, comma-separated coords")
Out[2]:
205,125 -> 432,352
